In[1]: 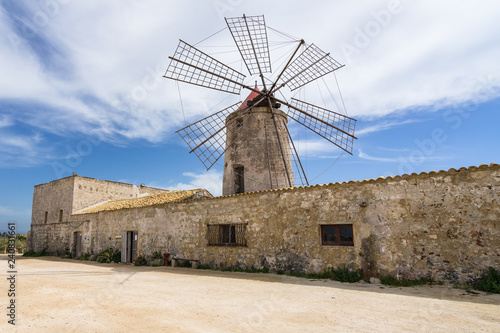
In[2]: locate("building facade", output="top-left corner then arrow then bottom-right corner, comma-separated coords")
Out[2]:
28,164 -> 500,284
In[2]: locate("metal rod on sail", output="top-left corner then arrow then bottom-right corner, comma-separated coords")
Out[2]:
267,97 -> 293,187
283,119 -> 309,186
165,56 -> 264,96
269,39 -> 304,94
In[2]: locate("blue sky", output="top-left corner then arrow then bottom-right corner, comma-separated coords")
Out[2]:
0,0 -> 499,234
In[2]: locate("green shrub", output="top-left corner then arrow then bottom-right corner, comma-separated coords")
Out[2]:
380,275 -> 428,287
151,251 -> 163,260
323,265 -> 364,283
78,253 -> 91,261
22,250 -> 36,257
112,250 -> 121,263
474,267 -> 500,294
134,256 -> 148,266
178,260 -> 192,268
16,234 -> 27,241
96,248 -> 120,263
219,266 -> 270,273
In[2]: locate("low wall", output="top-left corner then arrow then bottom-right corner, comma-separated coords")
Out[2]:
28,164 -> 500,284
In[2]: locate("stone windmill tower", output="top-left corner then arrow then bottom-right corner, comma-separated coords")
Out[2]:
222,88 -> 293,195
164,15 -> 357,196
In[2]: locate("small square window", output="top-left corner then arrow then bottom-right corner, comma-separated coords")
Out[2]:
321,224 -> 354,246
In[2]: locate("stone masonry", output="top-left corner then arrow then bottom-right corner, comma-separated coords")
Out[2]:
28,164 -> 500,284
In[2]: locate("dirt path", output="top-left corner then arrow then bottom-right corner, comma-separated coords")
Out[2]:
1,256 -> 499,332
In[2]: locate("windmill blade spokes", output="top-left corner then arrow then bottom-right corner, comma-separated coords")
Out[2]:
225,15 -> 271,77
176,102 -> 241,170
280,44 -> 344,91
164,40 -> 246,94
283,98 -> 357,154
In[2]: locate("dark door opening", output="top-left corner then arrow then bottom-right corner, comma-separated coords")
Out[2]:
121,230 -> 138,263
73,232 -> 82,258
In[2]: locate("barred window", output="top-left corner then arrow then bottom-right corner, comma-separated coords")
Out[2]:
207,223 -> 247,246
321,224 -> 354,246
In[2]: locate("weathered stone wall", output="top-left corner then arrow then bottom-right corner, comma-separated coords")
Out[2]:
28,164 -> 500,284
223,107 -> 293,195
29,175 -> 168,251
32,176 -> 74,226
72,176 -> 168,212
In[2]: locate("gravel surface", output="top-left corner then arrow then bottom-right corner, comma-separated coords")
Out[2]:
1,256 -> 499,332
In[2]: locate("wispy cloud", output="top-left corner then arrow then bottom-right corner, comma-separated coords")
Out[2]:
0,1 -> 499,168
358,149 -> 404,163
293,138 -> 343,156
152,169 -> 223,197
356,118 -> 425,136
0,131 -> 53,168
358,149 -> 448,163
0,114 -> 14,128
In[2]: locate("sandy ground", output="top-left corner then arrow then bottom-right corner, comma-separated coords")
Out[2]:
0,256 -> 499,332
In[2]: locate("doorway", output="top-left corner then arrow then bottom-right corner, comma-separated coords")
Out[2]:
73,232 -> 82,258
121,230 -> 138,263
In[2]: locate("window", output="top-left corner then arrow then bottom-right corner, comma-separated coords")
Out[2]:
234,165 -> 244,194
44,211 -> 48,224
207,223 -> 247,246
236,118 -> 243,127
59,210 -> 63,222
321,224 -> 354,246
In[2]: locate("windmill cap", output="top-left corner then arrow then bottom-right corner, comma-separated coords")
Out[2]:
238,87 -> 281,110
238,87 -> 261,110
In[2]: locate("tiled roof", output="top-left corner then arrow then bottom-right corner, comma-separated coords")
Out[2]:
218,163 -> 500,198
73,189 -> 205,215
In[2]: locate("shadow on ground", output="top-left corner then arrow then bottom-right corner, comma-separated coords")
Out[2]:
7,255 -> 500,306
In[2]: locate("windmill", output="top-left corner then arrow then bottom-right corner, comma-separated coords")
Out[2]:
164,14 -> 357,195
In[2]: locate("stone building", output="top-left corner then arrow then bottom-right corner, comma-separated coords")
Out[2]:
28,163 -> 500,284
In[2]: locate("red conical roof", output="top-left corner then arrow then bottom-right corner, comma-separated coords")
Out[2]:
237,87 -> 260,110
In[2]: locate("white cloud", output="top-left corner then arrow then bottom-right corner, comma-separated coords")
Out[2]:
0,115 -> 14,128
161,169 -> 223,197
356,118 -> 424,136
0,131 -> 52,168
294,138 -> 342,156
358,149 -> 447,163
358,149 -> 404,163
0,0 -> 499,157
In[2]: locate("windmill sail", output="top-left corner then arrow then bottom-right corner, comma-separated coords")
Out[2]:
279,44 -> 344,91
286,98 -> 357,154
176,102 -> 241,170
225,15 -> 272,76
164,40 -> 245,94
165,14 -> 358,194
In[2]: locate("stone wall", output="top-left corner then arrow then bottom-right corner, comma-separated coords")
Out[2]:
72,176 -> 168,212
32,176 -> 74,226
28,164 -> 500,284
29,175 -> 169,252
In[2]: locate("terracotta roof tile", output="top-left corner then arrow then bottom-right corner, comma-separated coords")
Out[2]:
73,189 -> 205,215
